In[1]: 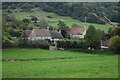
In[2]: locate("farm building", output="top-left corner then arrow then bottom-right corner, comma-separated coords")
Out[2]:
25,29 -> 64,41
50,31 -> 64,41
101,40 -> 110,49
69,27 -> 86,39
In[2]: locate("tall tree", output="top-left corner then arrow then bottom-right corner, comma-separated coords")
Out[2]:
57,20 -> 69,38
85,25 -> 101,49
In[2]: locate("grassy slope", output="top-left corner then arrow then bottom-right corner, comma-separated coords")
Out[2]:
8,8 -> 112,31
2,49 -> 118,78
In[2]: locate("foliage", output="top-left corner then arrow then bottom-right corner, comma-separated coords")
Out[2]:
17,32 -> 28,48
34,20 -> 49,28
31,16 -> 38,23
20,23 -> 33,30
41,2 -> 119,24
57,39 -> 86,49
2,2 -> 119,24
109,23 -> 120,37
50,43 -> 56,46
23,19 -> 31,24
109,35 -> 120,54
57,20 -> 69,38
13,31 -> 50,49
29,39 -> 50,49
71,23 -> 80,28
85,25 -> 101,49
2,32 -> 13,48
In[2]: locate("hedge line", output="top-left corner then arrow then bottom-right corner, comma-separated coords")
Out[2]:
4,38 -> 50,49
56,40 -> 87,49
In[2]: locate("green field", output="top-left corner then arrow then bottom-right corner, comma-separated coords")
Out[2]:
2,49 -> 118,78
7,8 -> 112,31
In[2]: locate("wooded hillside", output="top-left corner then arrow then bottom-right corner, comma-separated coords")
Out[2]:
2,2 -> 119,24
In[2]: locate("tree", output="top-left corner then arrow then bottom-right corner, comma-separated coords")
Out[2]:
31,16 -> 38,23
2,32 -> 13,48
35,20 -> 49,28
110,23 -> 120,37
6,27 -> 16,37
84,25 -> 101,49
49,26 -> 54,31
71,23 -> 80,28
57,20 -> 69,38
5,15 -> 16,22
109,35 -> 120,54
23,19 -> 31,24
97,29 -> 106,40
20,23 -> 33,30
18,31 -> 28,48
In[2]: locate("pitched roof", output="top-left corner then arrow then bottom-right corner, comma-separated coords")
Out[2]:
25,30 -> 32,36
101,40 -> 110,47
69,27 -> 85,35
50,31 -> 64,39
33,29 -> 51,37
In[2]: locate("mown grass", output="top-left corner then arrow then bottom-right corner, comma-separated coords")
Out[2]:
7,8 -> 112,31
2,49 -> 118,78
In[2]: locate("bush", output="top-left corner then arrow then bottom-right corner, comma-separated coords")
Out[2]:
12,39 -> 50,49
56,40 -> 86,49
2,39 -> 12,48
16,38 -> 28,48
2,34 -> 13,48
50,43 -> 56,46
109,35 -> 120,54
69,49 -> 113,55
30,40 -> 49,49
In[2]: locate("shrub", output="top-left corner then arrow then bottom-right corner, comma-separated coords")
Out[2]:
30,39 -> 49,49
2,34 -> 13,48
12,39 -> 50,49
2,39 -> 12,48
17,38 -> 28,48
109,35 -> 120,54
56,40 -> 86,49
50,43 -> 56,46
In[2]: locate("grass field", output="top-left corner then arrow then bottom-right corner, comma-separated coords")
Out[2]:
2,49 -> 118,78
7,8 -> 113,31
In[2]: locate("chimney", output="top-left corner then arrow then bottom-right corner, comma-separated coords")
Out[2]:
58,29 -> 61,33
84,25 -> 87,30
47,26 -> 49,31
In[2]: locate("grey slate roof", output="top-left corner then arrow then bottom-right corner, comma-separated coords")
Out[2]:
50,31 -> 64,39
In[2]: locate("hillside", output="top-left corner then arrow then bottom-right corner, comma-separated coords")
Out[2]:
3,8 -> 112,31
2,2 -> 119,24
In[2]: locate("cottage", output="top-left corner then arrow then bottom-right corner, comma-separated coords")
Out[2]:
69,27 -> 86,39
25,29 -> 51,40
25,29 -> 64,41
